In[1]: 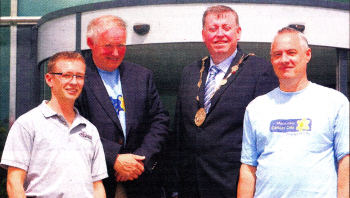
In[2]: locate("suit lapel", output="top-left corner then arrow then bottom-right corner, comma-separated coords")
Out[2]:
209,48 -> 245,113
119,62 -> 135,139
85,55 -> 124,133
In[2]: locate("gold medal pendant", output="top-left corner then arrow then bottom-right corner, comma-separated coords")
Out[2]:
195,108 -> 206,127
231,65 -> 239,73
220,79 -> 227,85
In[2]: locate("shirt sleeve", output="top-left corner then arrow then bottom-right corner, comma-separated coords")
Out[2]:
91,126 -> 108,182
0,120 -> 33,171
241,108 -> 259,166
333,98 -> 349,162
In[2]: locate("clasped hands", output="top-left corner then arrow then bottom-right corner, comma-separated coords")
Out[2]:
114,154 -> 145,182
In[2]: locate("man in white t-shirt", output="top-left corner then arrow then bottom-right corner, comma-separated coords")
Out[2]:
1,51 -> 108,198
237,27 -> 349,198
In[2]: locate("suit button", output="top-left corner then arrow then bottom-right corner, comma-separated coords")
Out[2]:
118,139 -> 124,145
151,162 -> 157,170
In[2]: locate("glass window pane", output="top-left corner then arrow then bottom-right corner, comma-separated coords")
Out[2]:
40,61 -> 51,101
0,26 -> 10,129
18,0 -> 109,16
0,0 -> 10,16
0,26 -> 10,198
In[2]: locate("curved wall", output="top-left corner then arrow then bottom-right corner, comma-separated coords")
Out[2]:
37,2 -> 349,63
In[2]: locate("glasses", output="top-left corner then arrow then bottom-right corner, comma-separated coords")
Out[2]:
50,72 -> 85,81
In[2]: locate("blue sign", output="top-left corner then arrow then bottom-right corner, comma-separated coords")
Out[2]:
270,118 -> 312,132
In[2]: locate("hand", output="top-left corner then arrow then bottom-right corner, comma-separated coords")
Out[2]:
114,154 -> 145,182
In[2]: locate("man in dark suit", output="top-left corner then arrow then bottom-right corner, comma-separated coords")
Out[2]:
175,5 -> 279,197
75,15 -> 170,198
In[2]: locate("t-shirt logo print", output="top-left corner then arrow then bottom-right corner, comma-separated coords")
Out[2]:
79,132 -> 92,140
296,118 -> 311,132
110,95 -> 125,115
270,118 -> 312,133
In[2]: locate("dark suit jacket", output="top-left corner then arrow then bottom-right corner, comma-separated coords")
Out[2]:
75,52 -> 170,197
175,47 -> 279,198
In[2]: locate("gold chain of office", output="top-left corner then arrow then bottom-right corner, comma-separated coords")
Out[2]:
194,53 -> 255,127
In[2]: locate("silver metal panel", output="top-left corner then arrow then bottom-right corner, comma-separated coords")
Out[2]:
37,14 -> 76,62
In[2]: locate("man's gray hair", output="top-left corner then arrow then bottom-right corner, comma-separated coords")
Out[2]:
273,27 -> 309,50
87,15 -> 127,43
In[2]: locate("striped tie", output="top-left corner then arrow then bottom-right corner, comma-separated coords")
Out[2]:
204,65 -> 220,113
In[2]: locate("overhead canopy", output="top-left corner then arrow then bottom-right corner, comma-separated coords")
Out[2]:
36,1 -> 349,63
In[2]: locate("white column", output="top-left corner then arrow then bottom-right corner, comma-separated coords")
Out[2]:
9,0 -> 18,126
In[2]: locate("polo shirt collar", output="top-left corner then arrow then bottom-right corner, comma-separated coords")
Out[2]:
40,100 -> 57,118
40,100 -> 87,127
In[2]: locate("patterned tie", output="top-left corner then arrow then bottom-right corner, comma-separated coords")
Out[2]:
204,65 -> 220,113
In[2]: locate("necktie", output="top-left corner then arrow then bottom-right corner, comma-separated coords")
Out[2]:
204,65 -> 220,113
